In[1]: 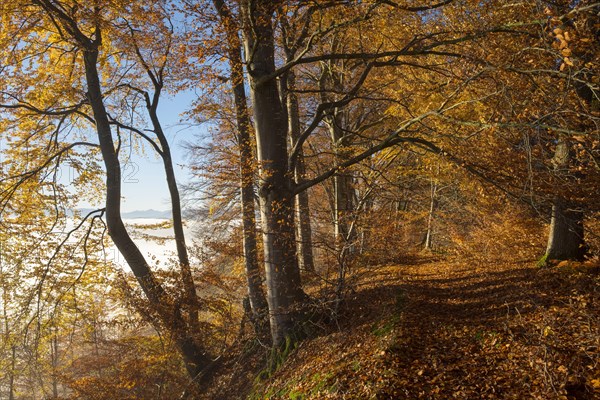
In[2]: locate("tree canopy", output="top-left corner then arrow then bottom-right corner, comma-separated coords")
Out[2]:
1,0 -> 598,398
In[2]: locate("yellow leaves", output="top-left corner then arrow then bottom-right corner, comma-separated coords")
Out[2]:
559,56 -> 574,71
556,36 -> 569,50
557,365 -> 567,374
561,48 -> 572,57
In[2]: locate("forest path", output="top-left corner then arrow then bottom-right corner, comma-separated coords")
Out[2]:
353,258 -> 600,399
236,258 -> 599,399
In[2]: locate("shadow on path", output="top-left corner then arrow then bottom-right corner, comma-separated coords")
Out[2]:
340,261 -> 599,399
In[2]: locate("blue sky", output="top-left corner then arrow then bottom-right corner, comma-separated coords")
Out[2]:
119,89 -> 203,212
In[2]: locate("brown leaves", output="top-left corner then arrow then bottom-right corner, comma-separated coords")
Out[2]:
249,260 -> 600,399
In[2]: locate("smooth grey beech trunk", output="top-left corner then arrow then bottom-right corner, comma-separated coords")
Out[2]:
424,185 -> 437,250
212,0 -> 269,321
232,73 -> 271,321
295,175 -> 315,273
424,168 -> 439,251
241,0 -> 306,347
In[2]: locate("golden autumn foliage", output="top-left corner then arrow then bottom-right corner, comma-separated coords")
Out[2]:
1,0 -> 598,398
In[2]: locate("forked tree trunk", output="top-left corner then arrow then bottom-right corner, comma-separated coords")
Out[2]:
82,47 -> 210,380
241,0 -> 306,347
125,7 -> 199,327
212,0 -> 269,322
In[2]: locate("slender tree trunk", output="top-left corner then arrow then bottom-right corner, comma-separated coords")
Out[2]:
234,101 -> 271,319
146,93 -> 202,337
232,80 -> 270,320
544,137 -> 586,261
2,266 -> 15,400
359,195 -> 374,254
318,60 -> 357,253
285,70 -> 315,273
295,180 -> 315,272
424,169 -> 438,250
212,0 -> 269,321
8,345 -> 15,400
125,10 -> 201,335
333,169 -> 356,250
51,328 -> 58,399
241,0 -> 306,347
329,116 -> 356,254
82,48 -> 210,380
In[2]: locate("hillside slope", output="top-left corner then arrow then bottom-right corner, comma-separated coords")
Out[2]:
228,258 -> 600,399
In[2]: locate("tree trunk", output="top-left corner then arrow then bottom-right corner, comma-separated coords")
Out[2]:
328,115 -> 357,254
51,329 -> 58,398
542,4 -> 597,262
424,168 -> 439,251
241,0 -> 306,347
545,198 -> 585,260
82,47 -> 210,380
285,70 -> 315,273
544,137 -> 586,261
295,186 -> 315,272
235,97 -> 270,320
148,90 -> 202,337
318,60 -> 357,254
8,345 -> 15,400
212,0 -> 269,322
333,169 -> 356,250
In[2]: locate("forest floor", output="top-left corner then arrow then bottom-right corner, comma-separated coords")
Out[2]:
210,256 -> 600,399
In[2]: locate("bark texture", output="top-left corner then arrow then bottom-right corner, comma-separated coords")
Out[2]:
546,199 -> 585,261
213,0 -> 269,322
241,0 -> 306,347
544,138 -> 585,261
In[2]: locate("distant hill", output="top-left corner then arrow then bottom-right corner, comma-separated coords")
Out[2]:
121,209 -> 172,219
72,208 -> 172,219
